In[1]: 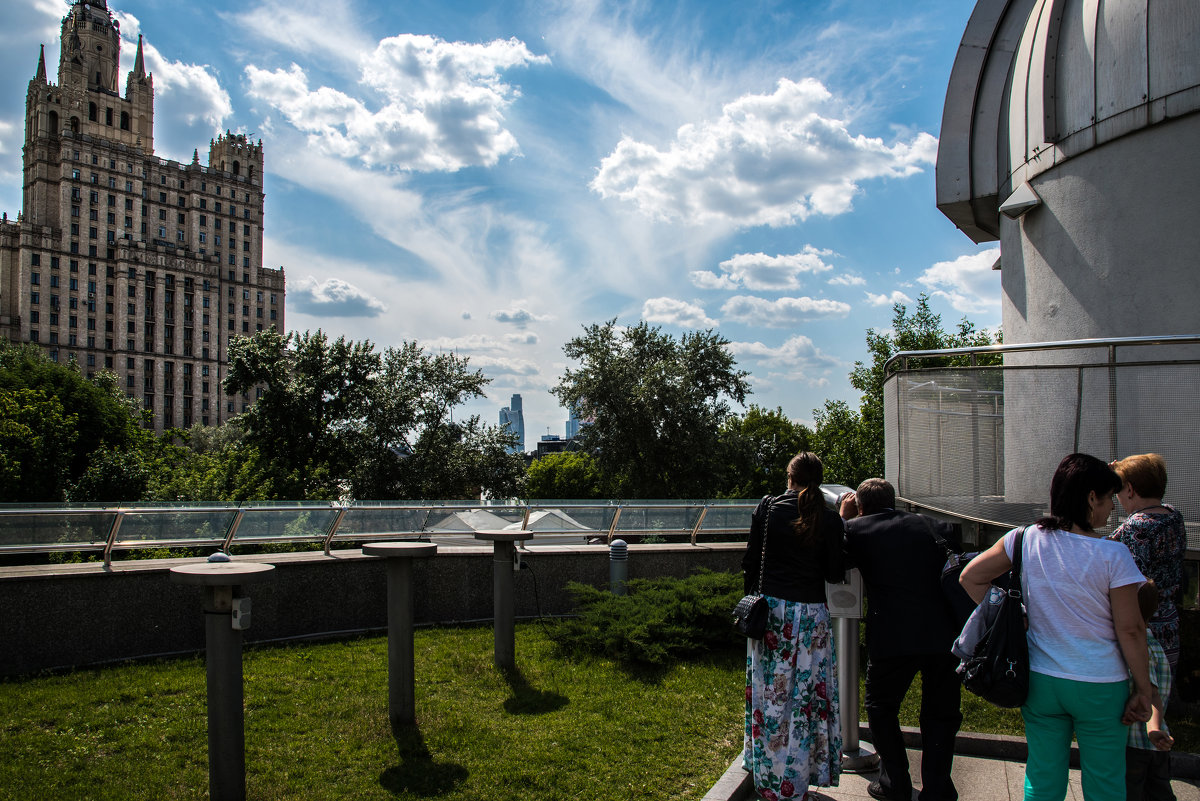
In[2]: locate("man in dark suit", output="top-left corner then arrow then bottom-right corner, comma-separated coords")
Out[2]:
844,478 -> 963,801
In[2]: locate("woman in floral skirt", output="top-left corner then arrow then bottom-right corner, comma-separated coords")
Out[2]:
742,452 -> 846,800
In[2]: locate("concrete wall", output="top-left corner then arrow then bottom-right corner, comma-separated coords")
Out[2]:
0,542 -> 744,677
999,113 -> 1200,506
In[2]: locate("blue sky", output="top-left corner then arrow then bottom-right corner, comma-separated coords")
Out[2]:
3,0 -> 1001,448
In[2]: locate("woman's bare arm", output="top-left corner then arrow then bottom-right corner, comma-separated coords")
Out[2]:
959,538 -> 1013,604
1111,581 -> 1152,724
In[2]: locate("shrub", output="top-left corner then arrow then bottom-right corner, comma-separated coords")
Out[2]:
551,569 -> 744,666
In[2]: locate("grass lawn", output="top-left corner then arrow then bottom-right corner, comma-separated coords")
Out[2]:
2,623 -> 1196,800
0,623 -> 745,801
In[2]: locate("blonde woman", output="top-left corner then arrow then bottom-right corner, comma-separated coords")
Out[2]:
1110,453 -> 1188,679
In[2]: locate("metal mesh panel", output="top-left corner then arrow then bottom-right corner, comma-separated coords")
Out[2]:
886,360 -> 1200,547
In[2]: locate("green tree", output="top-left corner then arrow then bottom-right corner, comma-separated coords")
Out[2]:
0,387 -> 79,502
717,405 -> 813,498
525,451 -> 606,499
224,330 -> 524,500
809,399 -> 875,488
0,340 -> 152,502
812,294 -> 1000,486
552,320 -> 750,499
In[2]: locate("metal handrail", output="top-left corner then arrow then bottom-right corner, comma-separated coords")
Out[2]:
883,333 -> 1200,375
0,499 -> 764,565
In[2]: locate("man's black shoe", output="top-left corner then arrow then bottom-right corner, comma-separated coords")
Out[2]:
867,781 -> 907,801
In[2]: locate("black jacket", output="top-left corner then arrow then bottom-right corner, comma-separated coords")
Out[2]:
844,510 -> 960,658
741,491 -> 846,604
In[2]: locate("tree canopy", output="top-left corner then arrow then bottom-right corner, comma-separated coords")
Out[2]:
224,329 -> 525,500
717,405 -> 812,498
810,293 -> 1000,488
0,340 -> 152,502
551,320 -> 750,499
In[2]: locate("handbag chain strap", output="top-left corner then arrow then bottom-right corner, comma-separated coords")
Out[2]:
754,495 -> 770,595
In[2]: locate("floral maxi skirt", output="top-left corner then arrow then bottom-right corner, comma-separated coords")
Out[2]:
743,598 -> 841,800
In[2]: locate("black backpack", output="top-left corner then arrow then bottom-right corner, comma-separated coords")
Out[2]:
959,526 -> 1029,708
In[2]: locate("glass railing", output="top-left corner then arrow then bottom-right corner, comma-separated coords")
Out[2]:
0,496 -> 809,566
0,487 -> 858,566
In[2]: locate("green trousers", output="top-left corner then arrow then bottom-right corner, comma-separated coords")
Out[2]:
1021,671 -> 1130,801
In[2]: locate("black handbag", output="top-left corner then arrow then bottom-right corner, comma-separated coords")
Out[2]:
922,516 -> 981,628
733,495 -> 772,639
960,526 -> 1029,708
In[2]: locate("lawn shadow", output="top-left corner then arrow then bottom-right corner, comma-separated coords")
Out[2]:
500,666 -> 569,714
379,722 -> 468,797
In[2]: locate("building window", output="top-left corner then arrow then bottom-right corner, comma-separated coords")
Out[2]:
30,292 -> 39,304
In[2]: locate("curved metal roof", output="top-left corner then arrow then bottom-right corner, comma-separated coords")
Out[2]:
936,0 -> 1200,243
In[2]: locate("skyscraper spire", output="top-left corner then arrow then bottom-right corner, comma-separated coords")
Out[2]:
132,34 -> 146,81
34,45 -> 46,83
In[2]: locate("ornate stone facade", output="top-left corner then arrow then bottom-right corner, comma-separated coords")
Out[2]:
0,0 -> 285,430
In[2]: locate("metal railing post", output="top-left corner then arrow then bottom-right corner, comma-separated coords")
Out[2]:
102,510 -> 126,567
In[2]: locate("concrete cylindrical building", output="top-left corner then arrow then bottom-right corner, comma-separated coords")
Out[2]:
934,0 -> 1200,509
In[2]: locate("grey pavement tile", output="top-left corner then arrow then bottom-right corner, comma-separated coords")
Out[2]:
735,749 -> 1200,801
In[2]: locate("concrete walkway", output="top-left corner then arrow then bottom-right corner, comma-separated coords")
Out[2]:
706,733 -> 1200,801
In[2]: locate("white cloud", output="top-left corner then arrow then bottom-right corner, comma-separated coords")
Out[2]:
721,295 -> 851,327
230,0 -> 371,62
505,332 -> 540,345
691,247 -> 835,291
591,78 -> 937,227
689,270 -> 738,290
244,34 -> 548,172
917,248 -> 1001,313
489,305 -> 550,328
641,297 -> 717,328
115,14 -> 232,132
865,290 -> 912,307
828,273 -> 866,287
423,334 -> 508,353
290,276 -> 387,317
728,335 -> 842,375
470,355 -> 541,377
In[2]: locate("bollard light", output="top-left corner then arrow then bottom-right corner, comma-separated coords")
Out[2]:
609,538 -> 628,596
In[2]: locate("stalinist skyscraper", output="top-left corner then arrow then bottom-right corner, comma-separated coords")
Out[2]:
0,0 -> 285,430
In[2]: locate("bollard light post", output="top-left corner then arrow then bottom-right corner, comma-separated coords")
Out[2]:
475,530 -> 533,670
826,568 -> 878,773
170,559 -> 275,801
362,542 -> 437,728
609,538 -> 628,595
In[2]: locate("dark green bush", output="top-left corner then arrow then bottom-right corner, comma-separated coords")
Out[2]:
550,569 -> 744,666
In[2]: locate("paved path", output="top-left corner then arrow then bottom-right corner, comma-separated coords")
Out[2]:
709,749 -> 1200,800
815,751 -> 1200,800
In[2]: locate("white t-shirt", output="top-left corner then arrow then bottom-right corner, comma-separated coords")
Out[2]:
1003,524 -> 1145,682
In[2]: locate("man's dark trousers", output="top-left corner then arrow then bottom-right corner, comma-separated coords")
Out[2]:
845,509 -> 965,801
865,652 -> 962,800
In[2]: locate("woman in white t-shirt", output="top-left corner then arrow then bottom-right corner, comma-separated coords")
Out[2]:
961,453 -> 1152,801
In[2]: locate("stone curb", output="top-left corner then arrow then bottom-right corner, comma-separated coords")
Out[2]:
708,725 -> 1200,800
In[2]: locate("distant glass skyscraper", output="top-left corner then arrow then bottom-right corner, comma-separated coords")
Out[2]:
565,407 -> 582,440
499,394 -> 525,454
